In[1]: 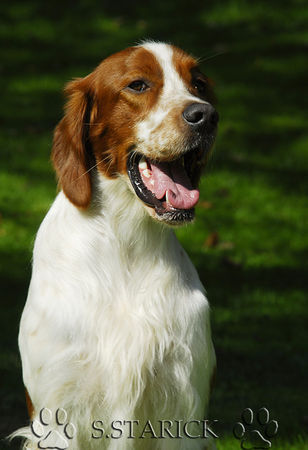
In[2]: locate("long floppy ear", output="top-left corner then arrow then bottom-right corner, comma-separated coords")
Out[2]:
52,76 -> 95,208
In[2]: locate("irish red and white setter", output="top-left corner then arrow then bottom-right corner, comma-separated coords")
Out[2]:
14,41 -> 218,450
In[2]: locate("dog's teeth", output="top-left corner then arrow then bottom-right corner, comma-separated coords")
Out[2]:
166,191 -> 170,204
143,169 -> 151,178
138,159 -> 147,170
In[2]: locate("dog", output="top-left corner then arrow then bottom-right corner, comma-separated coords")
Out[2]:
14,42 -> 218,450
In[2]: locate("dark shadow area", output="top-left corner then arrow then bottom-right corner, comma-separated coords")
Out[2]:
193,252 -> 308,437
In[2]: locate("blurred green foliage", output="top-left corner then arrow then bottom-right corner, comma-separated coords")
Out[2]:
0,0 -> 307,448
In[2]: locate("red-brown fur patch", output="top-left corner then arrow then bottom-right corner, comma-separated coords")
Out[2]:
172,46 -> 216,105
52,47 -> 163,208
25,388 -> 34,419
52,75 -> 94,208
172,45 -> 198,85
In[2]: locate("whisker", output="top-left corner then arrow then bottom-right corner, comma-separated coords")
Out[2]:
75,154 -> 112,181
75,161 -> 101,180
77,148 -> 119,181
197,51 -> 226,64
76,143 -> 137,181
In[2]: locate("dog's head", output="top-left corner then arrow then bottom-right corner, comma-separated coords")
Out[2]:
52,42 -> 218,225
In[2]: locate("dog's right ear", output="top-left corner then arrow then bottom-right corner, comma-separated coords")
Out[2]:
52,76 -> 96,208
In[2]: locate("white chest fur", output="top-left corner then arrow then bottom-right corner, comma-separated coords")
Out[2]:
18,176 -> 215,449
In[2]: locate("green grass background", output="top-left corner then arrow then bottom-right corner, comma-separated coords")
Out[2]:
0,0 -> 307,449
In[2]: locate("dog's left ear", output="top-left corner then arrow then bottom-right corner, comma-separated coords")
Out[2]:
52,75 -> 96,208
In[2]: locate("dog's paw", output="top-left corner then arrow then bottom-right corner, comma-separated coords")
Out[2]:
31,408 -> 76,449
233,407 -> 278,449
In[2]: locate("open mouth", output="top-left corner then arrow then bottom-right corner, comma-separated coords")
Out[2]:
127,147 -> 207,224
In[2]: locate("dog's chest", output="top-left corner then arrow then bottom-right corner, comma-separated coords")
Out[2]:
30,193 -> 210,406
83,247 -> 209,420
87,232 -> 208,351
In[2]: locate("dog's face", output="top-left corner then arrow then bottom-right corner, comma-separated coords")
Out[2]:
52,42 -> 218,225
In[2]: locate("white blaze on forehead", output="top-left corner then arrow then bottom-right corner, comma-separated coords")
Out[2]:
136,42 -> 203,146
141,42 -> 196,102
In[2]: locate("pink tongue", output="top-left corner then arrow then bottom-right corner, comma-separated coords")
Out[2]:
144,160 -> 199,210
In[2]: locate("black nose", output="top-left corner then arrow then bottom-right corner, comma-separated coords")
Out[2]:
182,103 -> 219,131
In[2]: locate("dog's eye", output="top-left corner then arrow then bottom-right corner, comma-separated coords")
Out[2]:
127,80 -> 149,93
193,78 -> 207,95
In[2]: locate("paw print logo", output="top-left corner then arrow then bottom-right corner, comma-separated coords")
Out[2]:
31,408 -> 76,449
233,407 -> 278,449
